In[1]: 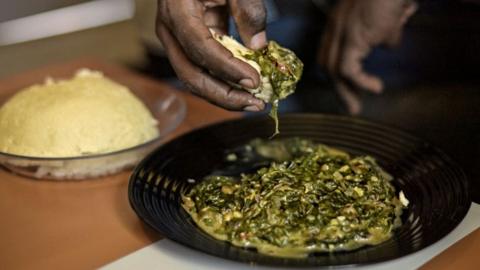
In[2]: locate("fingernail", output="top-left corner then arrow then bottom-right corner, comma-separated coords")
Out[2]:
239,78 -> 255,89
250,32 -> 267,50
244,105 -> 261,112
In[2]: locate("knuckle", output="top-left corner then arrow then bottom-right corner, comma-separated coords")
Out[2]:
179,34 -> 208,66
190,48 -> 208,67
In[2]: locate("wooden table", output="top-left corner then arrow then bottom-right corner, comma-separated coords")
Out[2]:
0,59 -> 477,270
0,59 -> 239,269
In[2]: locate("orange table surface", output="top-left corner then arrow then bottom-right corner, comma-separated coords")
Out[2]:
0,58 -> 239,270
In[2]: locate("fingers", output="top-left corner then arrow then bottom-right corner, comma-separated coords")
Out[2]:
192,73 -> 266,111
334,0 -> 418,112
158,0 -> 260,89
339,43 -> 383,93
318,0 -> 418,114
319,0 -> 381,115
157,22 -> 265,111
229,0 -> 267,49
336,81 -> 362,115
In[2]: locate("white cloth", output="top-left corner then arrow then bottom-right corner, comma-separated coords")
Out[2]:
103,203 -> 480,270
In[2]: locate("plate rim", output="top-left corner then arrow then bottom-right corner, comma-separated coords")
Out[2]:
128,113 -> 471,267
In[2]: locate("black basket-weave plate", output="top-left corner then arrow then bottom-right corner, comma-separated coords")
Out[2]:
129,114 -> 470,267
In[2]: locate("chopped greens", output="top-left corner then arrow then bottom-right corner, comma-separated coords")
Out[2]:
242,42 -> 303,135
182,138 -> 406,258
212,31 -> 303,136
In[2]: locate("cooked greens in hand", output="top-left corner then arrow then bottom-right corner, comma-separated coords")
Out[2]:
212,31 -> 303,135
182,138 -> 407,258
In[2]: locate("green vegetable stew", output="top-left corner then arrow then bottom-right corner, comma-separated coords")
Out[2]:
182,138 -> 407,258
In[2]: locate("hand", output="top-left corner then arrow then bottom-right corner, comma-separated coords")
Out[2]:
319,0 -> 417,114
156,0 -> 267,111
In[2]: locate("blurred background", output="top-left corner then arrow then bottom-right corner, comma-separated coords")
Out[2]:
0,0 -> 479,200
2,0 -> 478,81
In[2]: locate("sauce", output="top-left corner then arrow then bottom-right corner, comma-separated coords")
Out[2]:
183,138 -> 406,258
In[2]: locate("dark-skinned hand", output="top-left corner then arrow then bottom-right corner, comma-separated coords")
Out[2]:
156,0 -> 268,111
319,0 -> 417,114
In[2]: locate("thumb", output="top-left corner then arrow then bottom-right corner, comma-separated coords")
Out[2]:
229,0 -> 267,49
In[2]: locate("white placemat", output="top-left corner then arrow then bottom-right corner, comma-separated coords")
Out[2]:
103,203 -> 480,270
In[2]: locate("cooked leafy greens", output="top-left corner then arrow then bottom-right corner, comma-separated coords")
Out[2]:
182,138 -> 407,258
212,32 -> 303,136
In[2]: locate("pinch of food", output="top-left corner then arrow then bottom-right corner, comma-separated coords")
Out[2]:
211,30 -> 303,135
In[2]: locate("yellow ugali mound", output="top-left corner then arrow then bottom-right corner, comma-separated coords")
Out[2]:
0,69 -> 158,157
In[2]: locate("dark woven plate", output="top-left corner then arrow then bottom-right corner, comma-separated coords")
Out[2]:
129,114 -> 470,267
